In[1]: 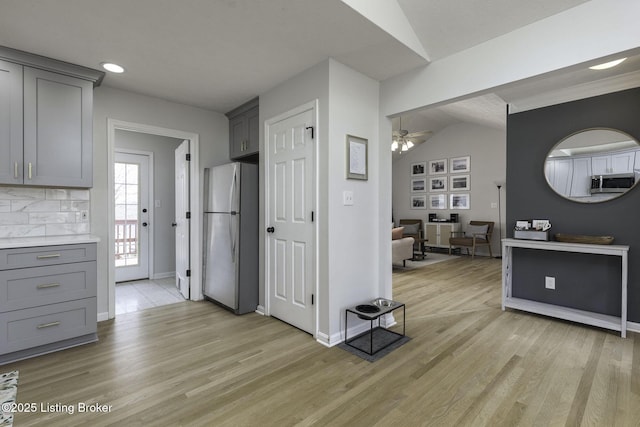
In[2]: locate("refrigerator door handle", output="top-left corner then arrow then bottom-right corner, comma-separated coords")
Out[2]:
229,165 -> 238,260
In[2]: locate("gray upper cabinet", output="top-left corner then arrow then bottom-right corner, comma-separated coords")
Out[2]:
0,46 -> 103,188
227,97 -> 259,160
23,67 -> 93,187
0,59 -> 23,185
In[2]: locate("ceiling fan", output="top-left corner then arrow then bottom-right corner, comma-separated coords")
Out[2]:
391,117 -> 431,152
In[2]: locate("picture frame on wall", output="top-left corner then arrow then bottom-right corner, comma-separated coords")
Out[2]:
429,194 -> 447,210
346,135 -> 368,180
450,174 -> 470,191
411,178 -> 426,192
450,156 -> 470,173
411,195 -> 427,209
411,161 -> 426,177
429,177 -> 447,192
428,159 -> 447,175
450,193 -> 470,209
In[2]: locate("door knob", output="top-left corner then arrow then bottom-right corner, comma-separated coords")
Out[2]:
266,227 -> 275,233
142,222 -> 148,227
142,208 -> 148,213
171,222 -> 177,227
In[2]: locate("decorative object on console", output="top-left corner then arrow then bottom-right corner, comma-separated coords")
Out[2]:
554,233 -> 614,245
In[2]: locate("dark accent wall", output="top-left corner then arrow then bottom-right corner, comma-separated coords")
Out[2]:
506,87 -> 640,321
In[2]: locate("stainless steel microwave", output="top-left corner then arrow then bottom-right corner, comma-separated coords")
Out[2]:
590,173 -> 635,194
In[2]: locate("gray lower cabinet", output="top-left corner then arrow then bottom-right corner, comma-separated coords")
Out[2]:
0,243 -> 97,364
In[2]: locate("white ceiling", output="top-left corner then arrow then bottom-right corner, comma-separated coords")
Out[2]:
0,0 -> 637,127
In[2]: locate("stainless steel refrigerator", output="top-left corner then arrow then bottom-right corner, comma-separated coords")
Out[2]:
202,162 -> 258,314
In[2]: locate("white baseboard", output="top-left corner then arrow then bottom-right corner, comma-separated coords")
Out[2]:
97,312 -> 110,322
152,271 -> 175,280
255,305 -> 265,316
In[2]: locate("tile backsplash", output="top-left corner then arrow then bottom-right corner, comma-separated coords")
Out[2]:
0,187 -> 90,238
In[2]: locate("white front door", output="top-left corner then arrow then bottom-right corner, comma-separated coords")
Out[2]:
175,140 -> 190,299
266,103 -> 316,334
114,151 -> 150,282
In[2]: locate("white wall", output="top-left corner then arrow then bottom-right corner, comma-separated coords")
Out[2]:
260,59 -> 381,345
93,86 -> 228,317
114,130 -> 183,278
327,60 -> 380,343
392,123 -> 506,256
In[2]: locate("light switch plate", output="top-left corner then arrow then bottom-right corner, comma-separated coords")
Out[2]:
343,191 -> 354,206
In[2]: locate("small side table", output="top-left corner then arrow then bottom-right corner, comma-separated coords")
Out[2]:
345,299 -> 405,355
413,238 -> 428,260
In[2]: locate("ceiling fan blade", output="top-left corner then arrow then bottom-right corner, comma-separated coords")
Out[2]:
406,138 -> 426,144
405,130 -> 432,138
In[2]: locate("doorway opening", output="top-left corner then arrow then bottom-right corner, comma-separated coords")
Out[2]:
107,119 -> 201,320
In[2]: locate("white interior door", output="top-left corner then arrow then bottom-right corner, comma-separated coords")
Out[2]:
266,104 -> 316,334
175,140 -> 190,299
114,151 -> 150,282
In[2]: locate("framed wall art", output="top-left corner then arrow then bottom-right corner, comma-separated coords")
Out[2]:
411,178 -> 426,192
450,193 -> 470,209
346,135 -> 368,180
450,174 -> 470,191
411,161 -> 426,177
429,194 -> 447,210
450,156 -> 470,173
428,159 -> 447,175
411,195 -> 426,209
429,177 -> 447,192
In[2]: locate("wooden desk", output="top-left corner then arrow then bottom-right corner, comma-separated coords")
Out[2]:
502,238 -> 629,337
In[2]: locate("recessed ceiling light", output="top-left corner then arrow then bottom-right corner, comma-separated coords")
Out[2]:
101,62 -> 125,73
589,58 -> 627,70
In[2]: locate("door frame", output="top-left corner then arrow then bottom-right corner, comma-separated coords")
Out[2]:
263,100 -> 319,337
113,148 -> 154,282
107,119 -> 201,320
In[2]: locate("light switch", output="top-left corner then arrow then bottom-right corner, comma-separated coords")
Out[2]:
343,191 -> 354,206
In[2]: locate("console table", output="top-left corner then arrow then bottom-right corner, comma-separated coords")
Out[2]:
502,238 -> 629,337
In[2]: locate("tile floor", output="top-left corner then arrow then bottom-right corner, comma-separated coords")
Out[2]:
115,277 -> 185,315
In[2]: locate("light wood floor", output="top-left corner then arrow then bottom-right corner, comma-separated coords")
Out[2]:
6,257 -> 640,426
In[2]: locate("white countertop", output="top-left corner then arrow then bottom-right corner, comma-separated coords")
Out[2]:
0,234 -> 100,249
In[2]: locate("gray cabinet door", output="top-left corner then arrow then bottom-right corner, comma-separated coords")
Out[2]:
229,114 -> 247,159
245,106 -> 259,155
23,67 -> 93,187
0,60 -> 23,185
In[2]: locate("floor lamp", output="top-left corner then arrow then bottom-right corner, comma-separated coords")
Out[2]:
495,181 -> 504,259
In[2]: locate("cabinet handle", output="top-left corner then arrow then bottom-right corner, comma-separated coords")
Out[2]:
37,321 -> 61,329
28,162 -> 32,180
36,253 -> 61,259
14,161 -> 18,178
37,283 -> 61,289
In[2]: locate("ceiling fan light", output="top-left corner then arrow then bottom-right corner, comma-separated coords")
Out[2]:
406,141 -> 414,149
391,140 -> 398,151
401,143 -> 409,152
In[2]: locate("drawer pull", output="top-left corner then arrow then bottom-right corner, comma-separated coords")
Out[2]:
37,283 -> 61,289
28,162 -> 32,180
36,254 -> 61,259
37,321 -> 61,329
14,161 -> 19,178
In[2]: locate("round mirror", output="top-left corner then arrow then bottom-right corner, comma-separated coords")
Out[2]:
545,128 -> 640,203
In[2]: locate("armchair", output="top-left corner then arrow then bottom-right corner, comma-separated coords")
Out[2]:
449,221 -> 494,259
399,219 -> 425,259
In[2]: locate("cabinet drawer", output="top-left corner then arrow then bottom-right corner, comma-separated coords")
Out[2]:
0,243 -> 96,270
0,261 -> 96,312
0,298 -> 96,354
